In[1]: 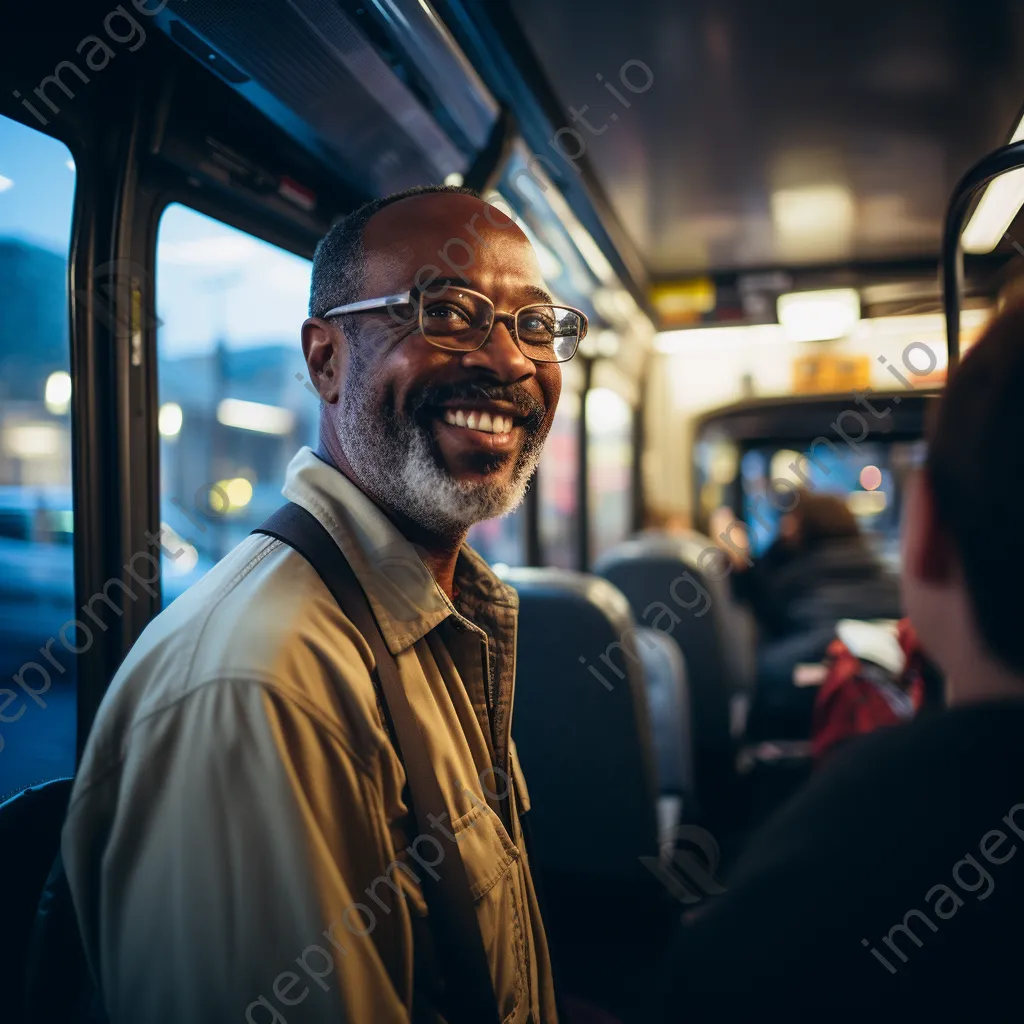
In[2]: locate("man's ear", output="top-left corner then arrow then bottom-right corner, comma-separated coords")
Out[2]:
301,317 -> 347,403
903,469 -> 956,585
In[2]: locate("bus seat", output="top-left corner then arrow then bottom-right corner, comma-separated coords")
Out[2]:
502,569 -> 679,1003
633,626 -> 693,830
0,776 -> 73,1024
501,567 -> 660,881
594,532 -> 757,822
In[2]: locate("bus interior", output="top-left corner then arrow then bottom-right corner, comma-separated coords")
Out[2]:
4,0 -> 1024,1018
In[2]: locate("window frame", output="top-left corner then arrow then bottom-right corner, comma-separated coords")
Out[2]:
16,103 -> 340,755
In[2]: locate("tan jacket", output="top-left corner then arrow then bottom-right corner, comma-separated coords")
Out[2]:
62,447 -> 557,1024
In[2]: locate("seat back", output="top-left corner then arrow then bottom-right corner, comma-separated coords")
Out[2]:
0,777 -> 74,1024
594,532 -> 757,815
633,626 -> 693,803
502,568 -> 660,881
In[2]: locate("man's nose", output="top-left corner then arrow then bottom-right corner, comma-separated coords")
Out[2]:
459,318 -> 536,381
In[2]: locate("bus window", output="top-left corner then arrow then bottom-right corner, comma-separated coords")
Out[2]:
740,438 -> 927,570
538,390 -> 581,568
467,506 -> 526,567
0,115 -> 76,798
587,387 -> 633,561
156,204 -> 315,604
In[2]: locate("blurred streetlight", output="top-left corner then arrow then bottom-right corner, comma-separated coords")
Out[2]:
44,371 -> 72,415
159,402 -> 183,438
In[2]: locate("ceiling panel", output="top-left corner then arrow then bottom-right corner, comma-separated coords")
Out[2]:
509,0 -> 1024,276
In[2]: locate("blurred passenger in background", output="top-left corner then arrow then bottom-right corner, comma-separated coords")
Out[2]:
731,491 -> 899,639
662,297 -> 1024,1022
715,491 -> 901,736
641,505 -> 691,536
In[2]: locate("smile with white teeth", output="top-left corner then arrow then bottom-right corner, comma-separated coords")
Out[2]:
442,409 -> 515,434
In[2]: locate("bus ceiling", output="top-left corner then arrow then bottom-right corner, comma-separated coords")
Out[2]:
2,0 -> 654,325
7,0 -> 1024,335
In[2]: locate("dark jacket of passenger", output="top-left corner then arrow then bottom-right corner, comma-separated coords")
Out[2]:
661,702 -> 1024,1022
733,536 -> 901,640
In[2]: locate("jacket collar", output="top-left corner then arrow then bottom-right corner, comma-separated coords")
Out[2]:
281,447 -> 517,654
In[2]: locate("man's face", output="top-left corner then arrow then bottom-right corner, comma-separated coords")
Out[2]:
315,193 -> 562,536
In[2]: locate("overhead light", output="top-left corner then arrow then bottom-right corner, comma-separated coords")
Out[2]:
44,371 -> 72,415
0,175 -> 13,193
962,113 -> 1024,253
777,288 -> 860,342
771,185 -> 854,253
159,402 -> 183,438
655,323 -> 785,354
444,172 -> 464,187
216,398 -> 294,435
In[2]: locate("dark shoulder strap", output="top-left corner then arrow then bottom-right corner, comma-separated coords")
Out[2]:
255,503 -> 501,1024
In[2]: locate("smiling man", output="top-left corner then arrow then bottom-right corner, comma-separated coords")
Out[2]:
62,186 -> 581,1023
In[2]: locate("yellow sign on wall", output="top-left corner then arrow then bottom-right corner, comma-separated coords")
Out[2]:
792,353 -> 871,394
650,278 -> 717,327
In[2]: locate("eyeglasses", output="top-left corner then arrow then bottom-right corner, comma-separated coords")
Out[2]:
323,283 -> 587,364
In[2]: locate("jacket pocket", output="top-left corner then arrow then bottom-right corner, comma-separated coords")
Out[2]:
452,801 -> 528,1023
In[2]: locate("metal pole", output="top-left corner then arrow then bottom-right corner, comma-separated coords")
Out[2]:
942,140 -> 1024,373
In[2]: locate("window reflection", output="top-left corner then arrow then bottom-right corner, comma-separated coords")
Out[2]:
0,115 -> 77,797
156,204 -> 315,604
538,390 -> 580,568
587,387 -> 633,561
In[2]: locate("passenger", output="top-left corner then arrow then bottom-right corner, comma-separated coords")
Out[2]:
718,491 -> 901,736
661,299 -> 1024,1020
731,492 -> 898,635
60,186 -> 566,1023
641,506 -> 691,536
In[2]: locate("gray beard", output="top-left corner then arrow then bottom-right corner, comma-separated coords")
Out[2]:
337,363 -> 546,538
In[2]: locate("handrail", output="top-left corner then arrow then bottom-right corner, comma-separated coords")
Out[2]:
942,139 -> 1024,371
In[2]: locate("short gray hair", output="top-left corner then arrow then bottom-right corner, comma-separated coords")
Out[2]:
308,184 -> 481,319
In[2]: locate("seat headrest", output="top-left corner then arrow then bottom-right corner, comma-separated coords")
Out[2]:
498,566 -> 634,637
593,530 -> 721,577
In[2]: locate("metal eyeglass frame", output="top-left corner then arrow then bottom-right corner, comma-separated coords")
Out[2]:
323,286 -> 588,364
